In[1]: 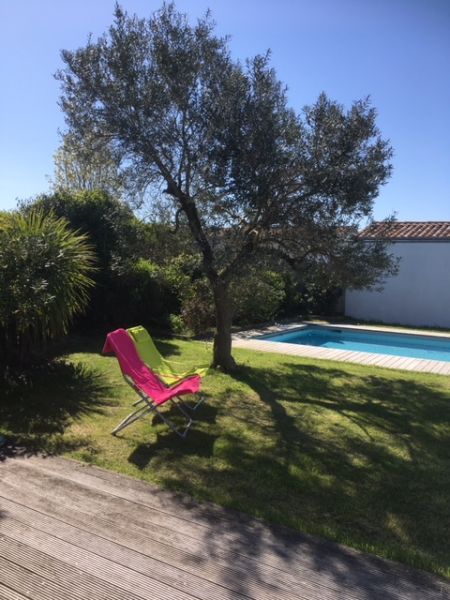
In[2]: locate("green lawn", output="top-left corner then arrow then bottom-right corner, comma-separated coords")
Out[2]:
1,335 -> 450,578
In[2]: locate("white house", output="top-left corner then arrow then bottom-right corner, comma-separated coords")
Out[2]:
345,222 -> 450,328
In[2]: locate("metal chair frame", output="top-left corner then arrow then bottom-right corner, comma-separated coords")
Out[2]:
112,374 -> 203,439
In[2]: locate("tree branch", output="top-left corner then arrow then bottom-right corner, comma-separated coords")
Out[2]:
170,207 -> 183,234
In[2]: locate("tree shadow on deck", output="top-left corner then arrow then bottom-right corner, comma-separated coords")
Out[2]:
0,360 -> 113,457
151,360 -> 450,596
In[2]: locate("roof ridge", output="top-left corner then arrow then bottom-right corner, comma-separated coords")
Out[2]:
372,220 -> 450,224
361,221 -> 450,240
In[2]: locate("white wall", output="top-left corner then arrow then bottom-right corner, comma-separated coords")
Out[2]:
345,242 -> 450,328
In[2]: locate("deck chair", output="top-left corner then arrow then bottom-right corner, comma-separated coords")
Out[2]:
127,325 -> 209,394
103,329 -> 202,438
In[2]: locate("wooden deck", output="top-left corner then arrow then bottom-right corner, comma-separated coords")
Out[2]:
0,456 -> 449,600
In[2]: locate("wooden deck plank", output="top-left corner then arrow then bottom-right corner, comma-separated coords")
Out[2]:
437,363 -> 450,375
1,456 -> 449,600
0,557 -> 66,600
0,522 -> 201,600
4,456 -> 449,599
1,494 -> 386,600
13,456 -> 300,545
427,361 -> 448,374
0,583 -> 31,600
0,480 -> 304,600
0,499 -> 253,600
383,356 -> 408,367
10,456 -> 361,577
5,455 -> 440,591
395,357 -> 420,370
2,460 -> 224,543
1,508 -> 343,600
0,550 -> 135,600
4,457 -> 344,575
341,351 -> 368,364
12,455 -> 442,589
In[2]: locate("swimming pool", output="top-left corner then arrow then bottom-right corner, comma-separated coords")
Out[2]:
261,326 -> 450,363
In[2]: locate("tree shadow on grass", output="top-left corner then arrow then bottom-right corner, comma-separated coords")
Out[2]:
127,399 -> 219,469
0,360 -> 113,457
145,361 -> 450,597
129,429 -> 218,469
228,362 -> 450,574
139,358 -> 449,590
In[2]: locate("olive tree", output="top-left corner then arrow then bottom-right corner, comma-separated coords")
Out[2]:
51,131 -> 126,196
57,4 -> 394,370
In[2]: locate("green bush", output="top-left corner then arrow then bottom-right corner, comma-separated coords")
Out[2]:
279,272 -> 343,318
160,255 -> 287,334
25,190 -> 141,271
168,313 -> 185,334
157,254 -> 214,334
175,268 -> 286,334
231,270 -> 286,326
0,210 -> 95,366
22,191 -> 145,328
22,195 -> 201,331
180,278 -> 215,335
104,259 -> 177,329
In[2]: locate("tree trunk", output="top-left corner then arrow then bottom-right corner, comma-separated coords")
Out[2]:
166,187 -> 237,371
211,280 -> 237,372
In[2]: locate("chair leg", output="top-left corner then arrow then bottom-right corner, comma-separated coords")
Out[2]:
112,403 -> 156,435
191,394 -> 206,411
156,407 -> 193,439
112,396 -> 193,439
176,394 -> 205,412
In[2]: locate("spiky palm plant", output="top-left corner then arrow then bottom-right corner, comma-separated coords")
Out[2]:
0,210 -> 95,365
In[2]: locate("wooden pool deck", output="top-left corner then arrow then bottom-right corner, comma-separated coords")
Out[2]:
0,455 -> 449,599
233,322 -> 450,375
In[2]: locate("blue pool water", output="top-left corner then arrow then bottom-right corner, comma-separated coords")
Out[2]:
262,326 -> 450,362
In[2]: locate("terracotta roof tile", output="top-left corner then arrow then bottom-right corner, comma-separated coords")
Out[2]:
361,222 -> 450,240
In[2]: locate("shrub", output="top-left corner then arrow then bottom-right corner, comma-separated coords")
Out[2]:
180,278 -> 215,335
160,255 -> 287,334
279,272 -> 343,318
160,254 -> 214,334
0,210 -> 95,366
175,268 -> 286,333
168,313 -> 185,334
24,190 -> 141,271
22,194 -> 200,330
231,270 -> 286,326
22,191 -> 145,328
104,259 -> 177,329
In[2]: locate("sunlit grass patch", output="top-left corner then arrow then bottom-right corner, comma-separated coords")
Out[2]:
1,335 -> 449,578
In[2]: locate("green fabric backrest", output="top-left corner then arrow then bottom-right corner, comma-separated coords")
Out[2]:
127,325 -> 168,373
127,325 -> 209,381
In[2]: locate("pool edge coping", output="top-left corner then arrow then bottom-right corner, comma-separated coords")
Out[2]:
232,321 -> 450,375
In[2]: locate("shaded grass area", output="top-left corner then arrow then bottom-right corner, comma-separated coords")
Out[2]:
1,334 -> 450,578
0,357 -> 113,456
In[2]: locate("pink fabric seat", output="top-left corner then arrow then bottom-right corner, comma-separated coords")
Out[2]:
103,329 -> 201,405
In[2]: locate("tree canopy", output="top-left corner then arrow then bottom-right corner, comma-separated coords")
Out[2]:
57,3 -> 395,370
51,131 -> 126,197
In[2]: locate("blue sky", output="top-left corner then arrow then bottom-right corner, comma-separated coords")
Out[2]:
1,0 -> 449,220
